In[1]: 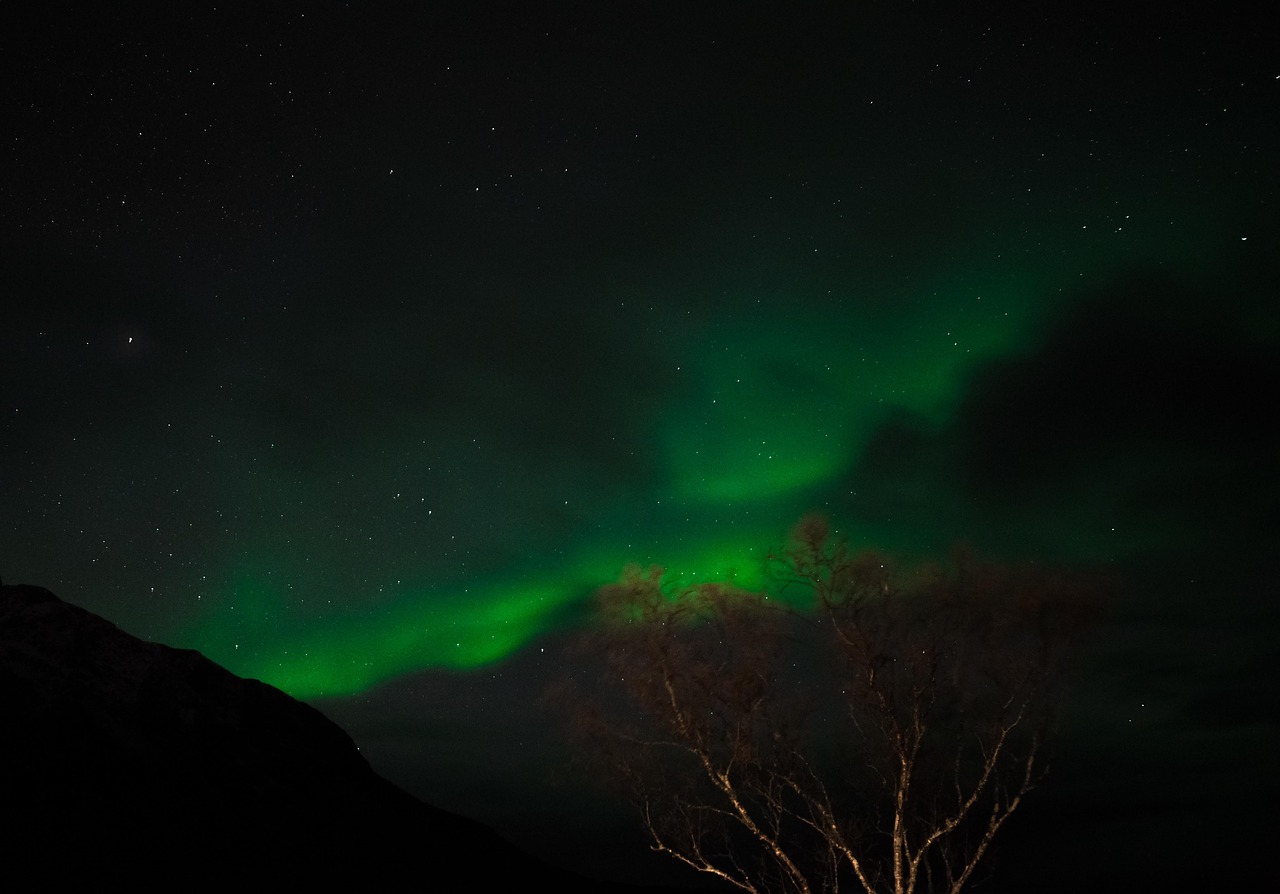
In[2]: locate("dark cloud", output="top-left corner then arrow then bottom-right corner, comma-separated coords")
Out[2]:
955,276 -> 1271,493
843,271 -> 1277,561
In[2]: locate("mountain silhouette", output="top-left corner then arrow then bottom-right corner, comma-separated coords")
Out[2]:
0,581 -> 661,890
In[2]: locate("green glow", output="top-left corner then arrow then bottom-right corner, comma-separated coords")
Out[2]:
198,534 -> 780,698
177,188 -> 1245,699
656,284 -> 1038,508
183,276 -> 1077,697
238,581 -> 562,697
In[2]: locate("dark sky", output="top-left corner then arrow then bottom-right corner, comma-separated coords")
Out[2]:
3,4 -> 1277,889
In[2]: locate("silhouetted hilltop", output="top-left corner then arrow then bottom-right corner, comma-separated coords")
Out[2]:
0,581 -> 648,889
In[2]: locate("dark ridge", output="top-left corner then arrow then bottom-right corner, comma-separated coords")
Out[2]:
0,581 -> 662,890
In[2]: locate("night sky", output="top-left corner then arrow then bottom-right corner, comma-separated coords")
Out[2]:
4,4 -> 1277,889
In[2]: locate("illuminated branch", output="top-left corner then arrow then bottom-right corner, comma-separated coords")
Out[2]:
559,518 -> 1103,894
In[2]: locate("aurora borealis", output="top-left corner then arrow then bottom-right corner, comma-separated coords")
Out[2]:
11,207 -> 1250,699
3,5 -> 1277,889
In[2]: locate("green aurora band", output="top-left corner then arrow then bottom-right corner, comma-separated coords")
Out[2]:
192,285 -> 1045,698
186,196 -> 1246,699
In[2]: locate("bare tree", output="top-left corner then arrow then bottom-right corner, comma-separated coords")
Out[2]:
562,517 -> 1102,894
